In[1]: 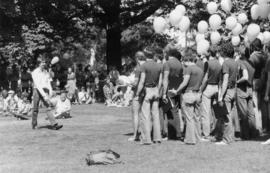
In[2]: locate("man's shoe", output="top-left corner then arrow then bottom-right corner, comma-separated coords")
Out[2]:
215,141 -> 228,145
50,123 -> 63,130
32,121 -> 38,129
32,124 -> 37,129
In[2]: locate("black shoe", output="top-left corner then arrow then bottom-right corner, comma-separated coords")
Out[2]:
32,122 -> 38,129
50,123 -> 63,130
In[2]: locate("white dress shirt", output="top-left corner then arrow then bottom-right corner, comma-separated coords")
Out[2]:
31,67 -> 52,98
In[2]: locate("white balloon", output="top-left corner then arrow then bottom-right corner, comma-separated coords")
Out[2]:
232,23 -> 243,35
197,21 -> 209,34
197,39 -> 210,55
231,35 -> 241,46
175,4 -> 186,15
221,0 -> 232,13
258,4 -> 270,19
226,16 -> 237,30
263,31 -> 270,44
178,16 -> 190,32
251,4 -> 260,20
207,2 -> 218,14
257,32 -> 264,43
153,17 -> 167,34
238,13 -> 248,24
196,33 -> 205,43
210,31 -> 221,45
247,23 -> 261,42
169,10 -> 183,26
209,14 -> 222,30
51,56 -> 59,65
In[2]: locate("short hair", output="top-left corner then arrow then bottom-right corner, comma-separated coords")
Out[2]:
166,48 -> 182,60
182,48 -> 196,62
143,46 -> 155,59
209,45 -> 219,58
251,38 -> 263,52
135,51 -> 146,61
37,54 -> 46,64
154,47 -> 164,61
219,42 -> 234,58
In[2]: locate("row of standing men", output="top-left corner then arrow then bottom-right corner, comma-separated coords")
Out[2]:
130,39 -> 270,145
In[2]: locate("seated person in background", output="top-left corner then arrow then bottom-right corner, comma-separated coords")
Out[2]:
4,90 -> 18,117
103,77 -> 114,106
51,91 -> 71,119
0,91 -> 5,115
16,92 -> 32,120
111,86 -> 124,107
78,87 -> 88,104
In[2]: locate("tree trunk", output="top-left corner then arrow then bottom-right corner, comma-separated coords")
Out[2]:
106,23 -> 122,71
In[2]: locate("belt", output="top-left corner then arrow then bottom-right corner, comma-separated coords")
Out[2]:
145,85 -> 157,88
185,90 -> 199,93
227,85 -> 235,89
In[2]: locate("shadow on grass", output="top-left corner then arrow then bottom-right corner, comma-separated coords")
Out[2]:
253,133 -> 270,142
123,133 -> 133,136
38,125 -> 52,129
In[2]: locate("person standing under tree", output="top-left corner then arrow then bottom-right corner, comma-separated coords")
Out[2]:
162,48 -> 183,140
216,42 -> 238,145
169,48 -> 204,145
31,55 -> 63,130
136,46 -> 163,145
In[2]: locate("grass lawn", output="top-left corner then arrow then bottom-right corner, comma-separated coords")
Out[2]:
0,104 -> 270,173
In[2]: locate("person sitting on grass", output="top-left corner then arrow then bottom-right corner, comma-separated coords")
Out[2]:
0,90 -> 5,116
78,87 -> 88,104
111,86 -> 124,107
4,90 -> 18,117
51,91 -> 71,119
16,92 -> 32,120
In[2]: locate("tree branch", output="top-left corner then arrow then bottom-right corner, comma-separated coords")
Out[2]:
121,0 -> 166,30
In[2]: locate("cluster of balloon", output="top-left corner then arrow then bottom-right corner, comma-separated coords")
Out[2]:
153,4 -> 189,34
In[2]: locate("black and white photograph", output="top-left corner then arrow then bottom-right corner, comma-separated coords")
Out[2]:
1,0 -> 270,172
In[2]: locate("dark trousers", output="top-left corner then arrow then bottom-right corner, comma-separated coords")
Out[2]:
166,96 -> 182,139
236,87 -> 258,139
32,89 -> 56,127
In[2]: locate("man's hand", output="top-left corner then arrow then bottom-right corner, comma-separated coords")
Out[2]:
43,95 -> 51,105
162,94 -> 168,103
168,89 -> 177,97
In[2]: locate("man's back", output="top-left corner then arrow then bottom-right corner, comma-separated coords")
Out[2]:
141,60 -> 162,87
207,59 -> 222,85
222,59 -> 238,88
164,57 -> 183,90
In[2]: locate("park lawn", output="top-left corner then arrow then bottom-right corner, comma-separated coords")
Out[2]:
0,104 -> 270,173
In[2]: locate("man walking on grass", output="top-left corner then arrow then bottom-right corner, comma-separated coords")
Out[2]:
31,55 -> 63,130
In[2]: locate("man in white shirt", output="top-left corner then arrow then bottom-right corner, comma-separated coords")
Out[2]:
31,56 -> 63,130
